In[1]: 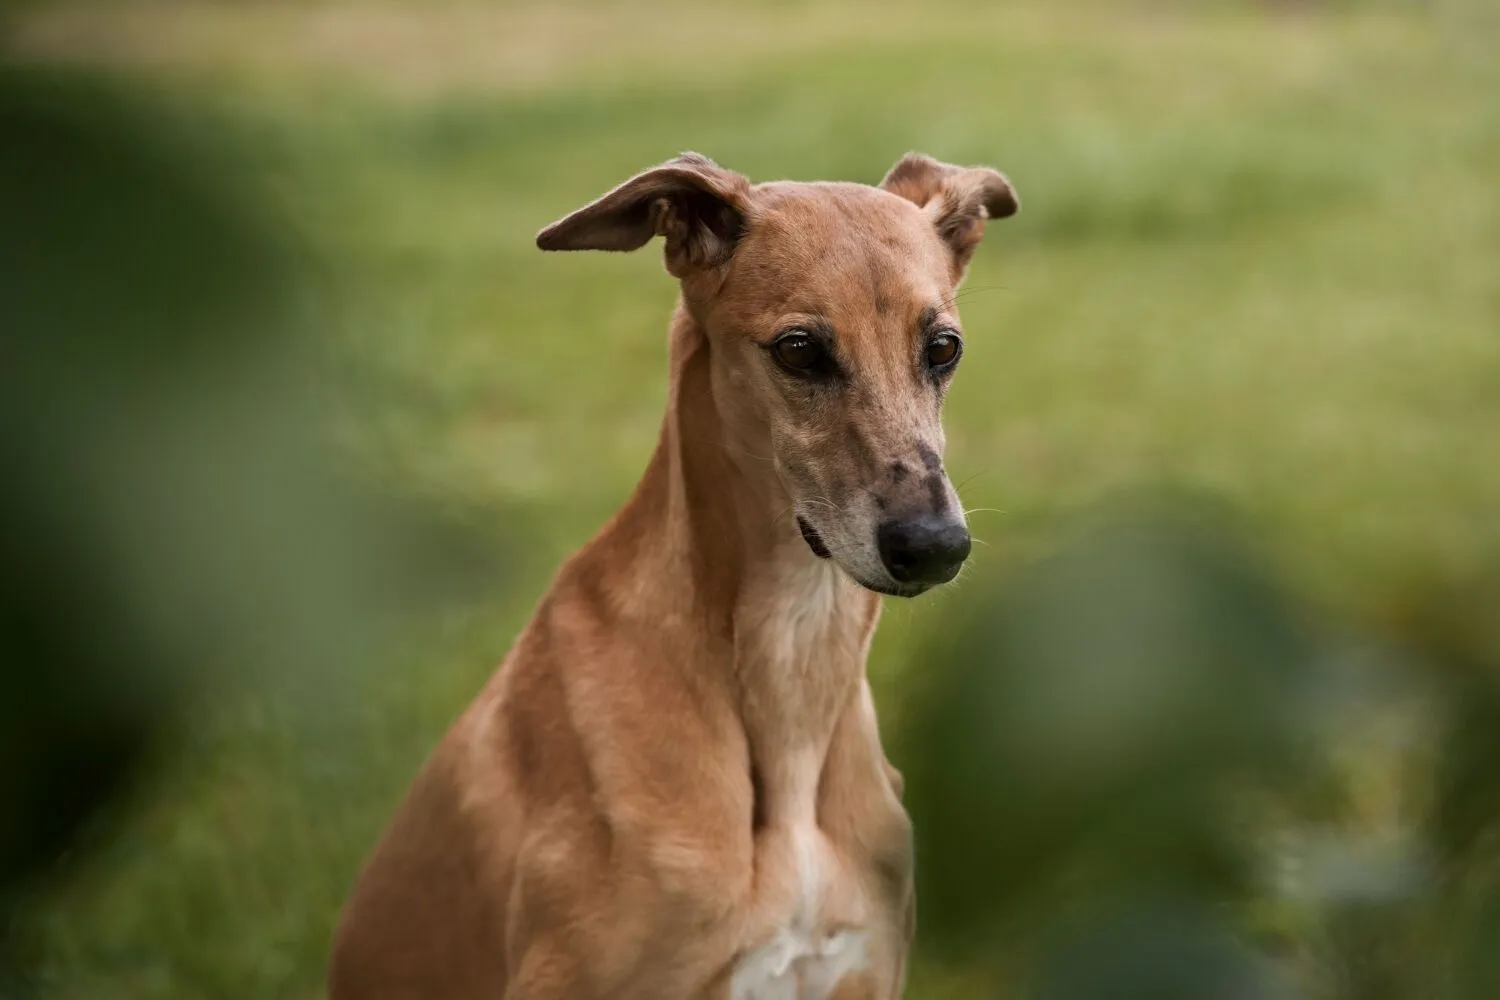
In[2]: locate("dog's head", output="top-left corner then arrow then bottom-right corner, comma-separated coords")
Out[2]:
538,153 -> 1018,597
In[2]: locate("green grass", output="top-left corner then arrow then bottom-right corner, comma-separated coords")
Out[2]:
12,1 -> 1500,997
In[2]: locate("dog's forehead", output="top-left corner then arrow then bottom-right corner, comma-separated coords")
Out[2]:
745,182 -> 939,259
725,182 -> 951,318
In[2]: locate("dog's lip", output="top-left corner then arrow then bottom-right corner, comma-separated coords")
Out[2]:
853,575 -> 931,599
796,516 -> 832,559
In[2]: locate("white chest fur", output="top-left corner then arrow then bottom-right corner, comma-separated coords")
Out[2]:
729,826 -> 869,1000
728,552 -> 876,999
760,558 -> 845,665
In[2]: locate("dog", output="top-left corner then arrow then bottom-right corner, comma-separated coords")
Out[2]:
328,152 -> 1018,1000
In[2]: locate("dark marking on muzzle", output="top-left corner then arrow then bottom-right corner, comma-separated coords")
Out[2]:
890,461 -> 909,484
917,444 -> 942,473
844,427 -> 878,482
925,474 -> 951,515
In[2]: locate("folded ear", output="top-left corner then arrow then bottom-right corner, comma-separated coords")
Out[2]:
880,153 -> 1018,279
536,153 -> 751,278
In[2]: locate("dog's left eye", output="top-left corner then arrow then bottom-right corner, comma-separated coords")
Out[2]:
773,332 -> 829,374
926,332 -> 962,370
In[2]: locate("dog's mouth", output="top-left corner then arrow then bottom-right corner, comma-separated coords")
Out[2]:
797,515 -> 932,598
797,516 -> 832,559
856,577 -> 931,599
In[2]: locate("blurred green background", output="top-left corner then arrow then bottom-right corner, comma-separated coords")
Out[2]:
2,0 -> 1498,997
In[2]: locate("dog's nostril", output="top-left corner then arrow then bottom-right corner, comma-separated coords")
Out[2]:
876,516 -> 971,586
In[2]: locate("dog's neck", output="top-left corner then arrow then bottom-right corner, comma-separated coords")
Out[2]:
595,303 -> 880,816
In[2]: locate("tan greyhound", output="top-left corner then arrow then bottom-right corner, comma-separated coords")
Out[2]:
329,152 -> 1018,1000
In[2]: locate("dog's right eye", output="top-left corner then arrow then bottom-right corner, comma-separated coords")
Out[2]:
772,332 -> 827,374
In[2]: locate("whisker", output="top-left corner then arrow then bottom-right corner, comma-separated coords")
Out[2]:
681,433 -> 776,466
951,560 -> 979,589
954,283 -> 1009,298
937,284 -> 1010,313
723,444 -> 776,465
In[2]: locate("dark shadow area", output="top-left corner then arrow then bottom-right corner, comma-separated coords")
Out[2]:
899,494 -> 1500,998
0,65 -> 517,993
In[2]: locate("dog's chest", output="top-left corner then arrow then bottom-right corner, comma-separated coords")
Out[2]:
740,560 -> 861,744
726,561 -> 884,998
729,825 -> 869,1000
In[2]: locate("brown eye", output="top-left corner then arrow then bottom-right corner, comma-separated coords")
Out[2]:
773,332 -> 825,372
926,332 -> 962,370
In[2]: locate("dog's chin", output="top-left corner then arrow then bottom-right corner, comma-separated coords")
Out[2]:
850,575 -> 931,599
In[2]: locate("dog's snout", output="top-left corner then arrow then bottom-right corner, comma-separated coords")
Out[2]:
876,515 -> 970,587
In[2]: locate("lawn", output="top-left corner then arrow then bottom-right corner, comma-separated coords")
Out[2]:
8,1 -> 1499,997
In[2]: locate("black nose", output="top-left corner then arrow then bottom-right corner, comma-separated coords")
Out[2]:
876,515 -> 971,586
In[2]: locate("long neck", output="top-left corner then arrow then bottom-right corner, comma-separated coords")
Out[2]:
588,302 -> 758,629
596,305 -> 847,623
586,302 -> 880,802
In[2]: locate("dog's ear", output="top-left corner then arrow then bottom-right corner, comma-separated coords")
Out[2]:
880,153 -> 1018,280
536,153 -> 751,279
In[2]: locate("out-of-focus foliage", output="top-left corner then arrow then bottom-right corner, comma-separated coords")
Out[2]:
900,498 -> 1315,949
1026,900 -> 1288,1000
0,65 -> 511,991
900,497 -> 1500,998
